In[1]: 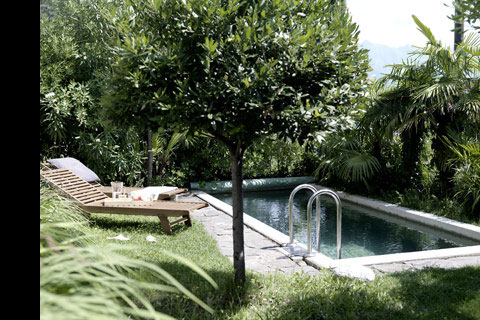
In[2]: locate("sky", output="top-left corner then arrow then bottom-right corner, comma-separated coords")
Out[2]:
346,0 -> 478,48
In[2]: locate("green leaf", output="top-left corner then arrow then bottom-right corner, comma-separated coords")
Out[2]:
412,15 -> 437,45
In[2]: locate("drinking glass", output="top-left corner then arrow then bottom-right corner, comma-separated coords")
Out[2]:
111,181 -> 124,199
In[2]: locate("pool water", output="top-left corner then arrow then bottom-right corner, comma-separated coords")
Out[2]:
214,189 -> 478,259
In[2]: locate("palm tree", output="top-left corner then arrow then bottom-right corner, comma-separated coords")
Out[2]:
362,16 -> 479,194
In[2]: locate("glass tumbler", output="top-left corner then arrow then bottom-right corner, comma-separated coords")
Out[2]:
111,181 -> 124,199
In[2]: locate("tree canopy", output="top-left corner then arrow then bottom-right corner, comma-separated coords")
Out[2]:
100,0 -> 370,283
102,0 -> 370,146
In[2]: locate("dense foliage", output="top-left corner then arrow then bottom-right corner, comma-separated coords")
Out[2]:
40,0 -> 478,222
101,0 -> 369,143
314,16 -> 480,220
40,0 -> 145,185
449,0 -> 480,30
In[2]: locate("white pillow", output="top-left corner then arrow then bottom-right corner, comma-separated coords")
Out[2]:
47,157 -> 100,183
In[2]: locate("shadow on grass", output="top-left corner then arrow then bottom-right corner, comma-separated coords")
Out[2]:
387,266 -> 480,319
255,267 -> 480,320
87,214 -> 257,318
148,265 -> 480,320
89,214 -> 190,236
144,260 -> 261,319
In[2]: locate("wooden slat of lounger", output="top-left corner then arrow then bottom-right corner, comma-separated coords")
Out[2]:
41,169 -> 72,178
52,175 -> 85,183
75,188 -> 106,197
76,193 -> 109,203
40,169 -> 108,205
40,162 -> 53,170
44,177 -> 87,188
41,168 -> 67,174
41,169 -> 86,187
83,196 -> 110,205
66,185 -> 98,194
52,175 -> 84,182
57,182 -> 89,191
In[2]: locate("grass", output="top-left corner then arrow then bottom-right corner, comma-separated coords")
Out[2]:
87,213 -> 480,320
40,187 -> 217,319
41,188 -> 480,319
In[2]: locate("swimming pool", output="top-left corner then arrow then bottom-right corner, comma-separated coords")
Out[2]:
214,189 -> 479,259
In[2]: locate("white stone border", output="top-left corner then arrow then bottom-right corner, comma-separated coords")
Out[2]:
338,245 -> 480,266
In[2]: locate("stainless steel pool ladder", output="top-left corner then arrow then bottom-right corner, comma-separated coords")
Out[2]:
288,185 -> 342,259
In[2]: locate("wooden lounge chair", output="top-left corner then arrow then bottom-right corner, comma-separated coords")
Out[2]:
40,161 -> 186,200
40,168 -> 207,235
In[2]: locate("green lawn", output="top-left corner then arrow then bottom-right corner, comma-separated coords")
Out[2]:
87,213 -> 480,320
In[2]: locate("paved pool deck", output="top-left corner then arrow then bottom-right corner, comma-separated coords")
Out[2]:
177,192 -> 480,279
190,197 -> 320,276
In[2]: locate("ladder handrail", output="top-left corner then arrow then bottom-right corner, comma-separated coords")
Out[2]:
288,184 -> 319,245
306,189 -> 342,259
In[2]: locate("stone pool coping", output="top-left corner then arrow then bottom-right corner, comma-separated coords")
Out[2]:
195,189 -> 480,279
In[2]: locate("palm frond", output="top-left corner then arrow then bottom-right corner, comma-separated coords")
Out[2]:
315,135 -> 380,186
412,15 -> 439,46
338,152 -> 381,184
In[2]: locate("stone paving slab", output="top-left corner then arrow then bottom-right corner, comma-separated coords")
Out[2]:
372,255 -> 480,274
370,256 -> 480,274
193,206 -> 320,275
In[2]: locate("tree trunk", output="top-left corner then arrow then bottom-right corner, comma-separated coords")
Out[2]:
147,129 -> 153,186
400,126 -> 424,190
454,7 -> 464,50
229,143 -> 246,284
432,112 -> 455,195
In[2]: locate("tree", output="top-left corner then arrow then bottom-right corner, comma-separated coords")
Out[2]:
102,0 -> 370,283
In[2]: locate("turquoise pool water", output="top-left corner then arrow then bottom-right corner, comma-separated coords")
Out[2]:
214,189 -> 479,259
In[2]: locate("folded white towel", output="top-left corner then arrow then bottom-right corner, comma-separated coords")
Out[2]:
130,186 -> 178,200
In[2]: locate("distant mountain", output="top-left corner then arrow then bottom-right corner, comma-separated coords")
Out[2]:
361,41 -> 416,79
